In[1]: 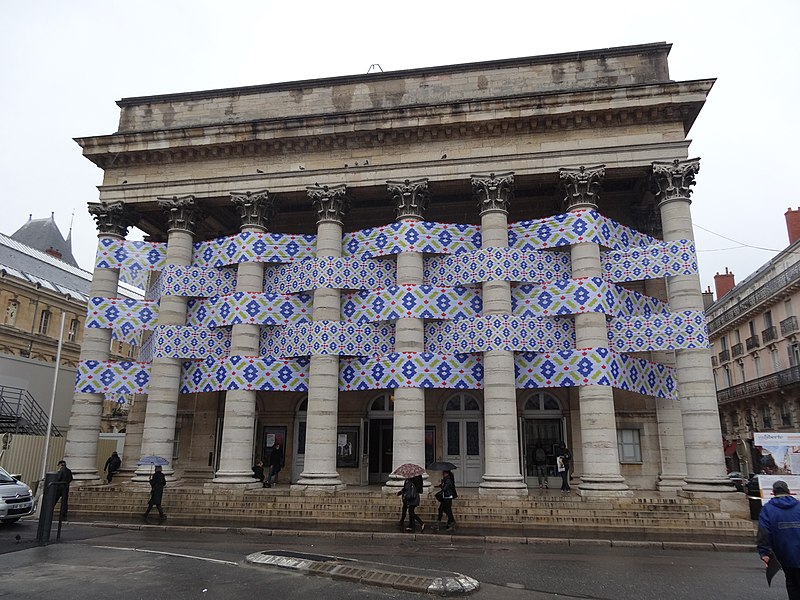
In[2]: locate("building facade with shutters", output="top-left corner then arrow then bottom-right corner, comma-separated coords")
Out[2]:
709,209 -> 800,476
65,42 -> 733,499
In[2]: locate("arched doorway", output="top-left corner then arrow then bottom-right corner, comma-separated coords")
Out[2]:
367,393 -> 393,484
443,392 -> 483,487
291,397 -> 307,483
520,392 -> 565,488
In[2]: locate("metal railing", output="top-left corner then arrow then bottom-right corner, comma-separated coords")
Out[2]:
708,260 -> 800,334
746,335 -> 760,351
732,343 -> 743,358
711,355 -> 718,367
782,316 -> 799,336
763,326 -> 778,343
718,364 -> 800,403
0,385 -> 62,437
718,349 -> 730,363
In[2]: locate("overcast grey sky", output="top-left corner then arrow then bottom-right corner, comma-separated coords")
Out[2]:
2,0 -> 798,296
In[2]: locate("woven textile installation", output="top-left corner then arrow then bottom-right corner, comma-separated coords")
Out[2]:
80,210 -> 708,399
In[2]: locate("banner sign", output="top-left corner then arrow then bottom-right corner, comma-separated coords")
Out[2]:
754,433 -> 800,504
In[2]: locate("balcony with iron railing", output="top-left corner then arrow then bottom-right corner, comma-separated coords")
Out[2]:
711,355 -> 718,367
731,343 -> 743,358
763,326 -> 778,343
718,349 -> 730,363
718,364 -> 800,404
781,316 -> 799,337
746,334 -> 760,351
708,260 -> 800,334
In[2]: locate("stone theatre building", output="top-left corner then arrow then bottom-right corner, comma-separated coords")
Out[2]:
66,42 -> 733,498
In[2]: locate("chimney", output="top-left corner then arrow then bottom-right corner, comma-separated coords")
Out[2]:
45,247 -> 63,260
714,268 -> 735,299
702,286 -> 714,309
786,207 -> 800,244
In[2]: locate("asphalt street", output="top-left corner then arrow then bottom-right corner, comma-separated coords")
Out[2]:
0,519 -> 783,599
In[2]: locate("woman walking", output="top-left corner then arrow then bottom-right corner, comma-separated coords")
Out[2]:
435,470 -> 457,530
557,444 -> 571,494
143,465 -> 167,520
396,476 -> 425,532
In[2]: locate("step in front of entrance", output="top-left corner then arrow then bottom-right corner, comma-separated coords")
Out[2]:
66,487 -> 755,544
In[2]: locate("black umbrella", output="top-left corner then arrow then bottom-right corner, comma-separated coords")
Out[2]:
427,461 -> 458,471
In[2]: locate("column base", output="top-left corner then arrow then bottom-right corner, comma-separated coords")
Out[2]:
211,471 -> 261,486
292,472 -> 345,492
132,466 -> 178,484
479,476 -> 528,498
679,477 -> 737,494
382,474 -> 431,494
656,474 -> 687,493
577,476 -> 632,498
679,487 -> 748,519
69,470 -> 103,484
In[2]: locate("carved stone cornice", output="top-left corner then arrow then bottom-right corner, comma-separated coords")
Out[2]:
87,201 -> 138,238
230,189 -> 276,231
472,172 -> 514,214
307,184 -> 349,225
652,158 -> 700,206
559,165 -> 605,211
387,178 -> 430,221
157,195 -> 200,233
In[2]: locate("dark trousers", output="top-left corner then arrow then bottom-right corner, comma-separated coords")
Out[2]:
560,470 -> 570,491
407,505 -> 423,531
786,567 -> 800,600
53,488 -> 69,519
437,499 -> 455,525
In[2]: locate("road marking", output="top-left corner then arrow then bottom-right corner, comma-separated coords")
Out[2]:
91,545 -> 238,566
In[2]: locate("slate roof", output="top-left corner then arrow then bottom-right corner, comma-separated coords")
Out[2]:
0,232 -> 141,301
10,214 -> 79,268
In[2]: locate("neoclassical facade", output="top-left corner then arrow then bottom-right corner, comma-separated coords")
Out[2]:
66,42 -> 732,498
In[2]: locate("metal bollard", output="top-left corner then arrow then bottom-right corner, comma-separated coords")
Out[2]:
35,472 -> 61,545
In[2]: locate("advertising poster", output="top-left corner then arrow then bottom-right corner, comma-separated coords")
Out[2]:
753,432 -> 800,504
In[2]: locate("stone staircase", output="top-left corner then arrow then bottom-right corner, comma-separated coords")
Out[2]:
66,485 -> 756,544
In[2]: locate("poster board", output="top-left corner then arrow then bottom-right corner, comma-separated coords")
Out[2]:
753,432 -> 800,504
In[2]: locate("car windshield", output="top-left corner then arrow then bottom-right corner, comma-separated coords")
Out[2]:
0,468 -> 16,484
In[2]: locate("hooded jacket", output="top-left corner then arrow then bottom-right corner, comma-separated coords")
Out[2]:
757,495 -> 800,568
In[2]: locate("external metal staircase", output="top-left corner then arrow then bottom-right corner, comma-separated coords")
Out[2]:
0,385 -> 62,436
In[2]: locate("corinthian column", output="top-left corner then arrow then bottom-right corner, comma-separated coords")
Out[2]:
560,165 -> 630,497
64,201 -> 137,483
652,159 -> 733,494
384,179 -> 430,492
473,172 -> 527,497
293,184 -> 349,491
213,190 -> 276,485
134,196 -> 199,481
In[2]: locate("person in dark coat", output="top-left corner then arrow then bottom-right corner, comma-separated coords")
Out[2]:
396,477 -> 425,533
266,443 -> 283,487
143,465 -> 166,520
758,480 -> 800,598
435,470 -> 457,530
104,451 -> 121,484
252,460 -> 265,486
533,443 -> 548,489
557,443 -> 571,494
53,460 -> 73,519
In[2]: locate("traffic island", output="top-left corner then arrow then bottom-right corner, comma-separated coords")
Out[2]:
245,549 -> 479,595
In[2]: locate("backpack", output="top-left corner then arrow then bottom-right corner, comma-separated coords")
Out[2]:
534,447 -> 547,464
403,483 -> 420,507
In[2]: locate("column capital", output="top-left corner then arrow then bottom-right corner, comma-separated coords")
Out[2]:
472,172 -> 514,214
87,201 -> 137,238
652,158 -> 700,206
230,189 -> 276,232
559,165 -> 605,211
387,178 -> 430,221
157,195 -> 201,233
308,184 -> 349,225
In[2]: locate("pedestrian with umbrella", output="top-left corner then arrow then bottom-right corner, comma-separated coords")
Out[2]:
137,456 -> 169,521
392,464 -> 426,533
429,461 -> 459,530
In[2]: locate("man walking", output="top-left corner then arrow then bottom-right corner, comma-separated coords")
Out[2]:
54,460 -> 73,519
758,480 -> 800,599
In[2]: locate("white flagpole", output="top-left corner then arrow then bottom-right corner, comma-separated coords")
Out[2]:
39,311 -> 66,490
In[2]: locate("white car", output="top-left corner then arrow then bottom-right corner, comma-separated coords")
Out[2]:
0,466 -> 36,523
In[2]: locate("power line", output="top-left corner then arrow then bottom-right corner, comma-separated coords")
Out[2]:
694,223 -> 781,253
